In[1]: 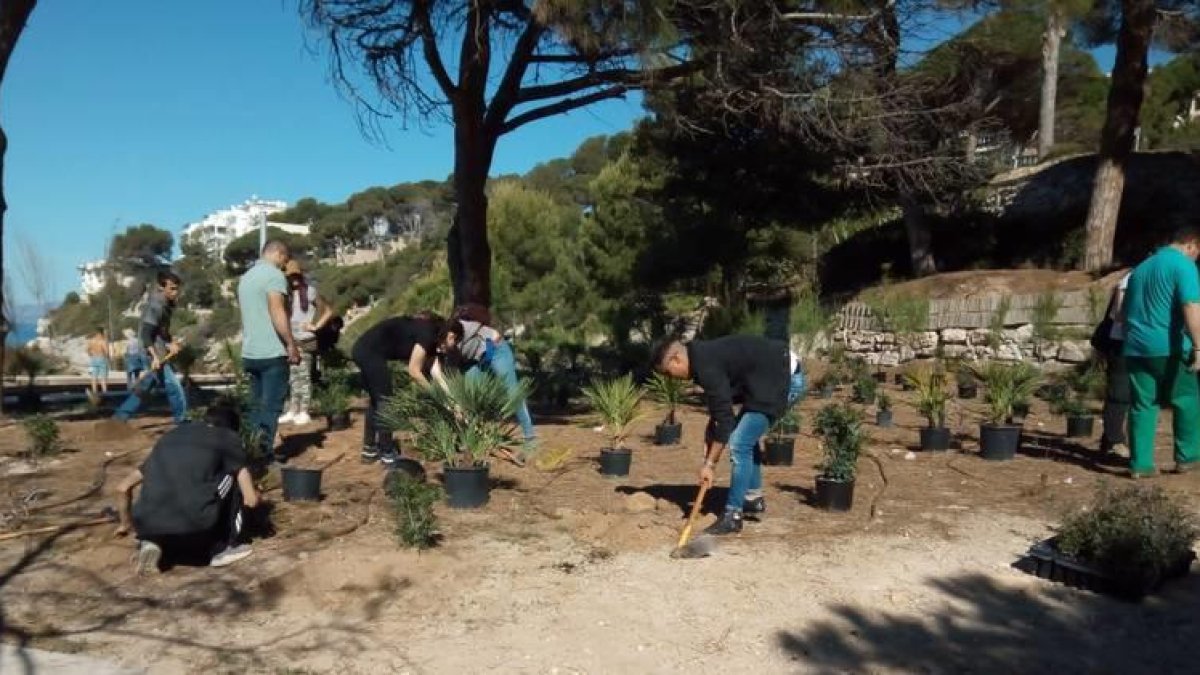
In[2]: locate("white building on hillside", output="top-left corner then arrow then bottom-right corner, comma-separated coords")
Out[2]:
77,259 -> 136,299
180,197 -> 309,257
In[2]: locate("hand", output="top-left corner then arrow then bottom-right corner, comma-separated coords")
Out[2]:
699,462 -> 715,489
150,357 -> 162,371
168,341 -> 182,356
243,489 -> 261,509
287,343 -> 301,365
301,322 -> 316,333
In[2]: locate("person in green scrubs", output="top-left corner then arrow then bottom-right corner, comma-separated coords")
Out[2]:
1122,226 -> 1200,477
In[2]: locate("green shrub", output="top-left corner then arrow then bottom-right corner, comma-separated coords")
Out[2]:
851,374 -> 877,404
22,415 -> 61,459
814,403 -> 864,482
988,296 -> 1011,349
1057,483 -> 1198,593
389,473 -> 442,549
972,361 -> 1040,425
1032,291 -> 1063,341
876,392 -> 892,412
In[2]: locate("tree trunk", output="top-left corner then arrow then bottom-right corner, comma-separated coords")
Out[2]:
901,197 -> 936,277
1038,9 -> 1065,160
1082,0 -> 1155,272
0,0 -> 38,415
448,120 -> 498,308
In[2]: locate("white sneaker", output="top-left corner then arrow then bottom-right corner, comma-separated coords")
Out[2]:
278,411 -> 296,424
210,544 -> 253,568
135,541 -> 162,576
292,412 -> 312,426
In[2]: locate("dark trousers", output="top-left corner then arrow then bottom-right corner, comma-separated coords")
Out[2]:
144,479 -> 244,565
1102,351 -> 1130,449
352,347 -> 397,452
243,357 -> 290,463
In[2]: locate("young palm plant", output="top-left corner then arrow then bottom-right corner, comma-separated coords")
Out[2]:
971,361 -> 1040,461
645,372 -> 685,426
583,374 -> 644,477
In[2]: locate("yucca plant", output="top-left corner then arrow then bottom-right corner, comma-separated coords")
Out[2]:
973,361 -> 1040,425
814,403 -> 864,482
905,364 -> 949,428
645,372 -> 686,425
378,371 -> 529,468
582,374 -> 644,451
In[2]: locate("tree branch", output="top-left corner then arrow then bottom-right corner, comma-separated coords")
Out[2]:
517,62 -> 695,104
414,0 -> 456,99
483,14 -> 545,132
500,86 -> 629,135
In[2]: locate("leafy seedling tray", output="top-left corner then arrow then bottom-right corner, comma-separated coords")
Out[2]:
1015,537 -> 1195,601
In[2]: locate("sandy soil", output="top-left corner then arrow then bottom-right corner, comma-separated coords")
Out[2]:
2,381 -> 1200,674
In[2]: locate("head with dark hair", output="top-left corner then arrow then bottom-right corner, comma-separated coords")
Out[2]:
437,318 -> 466,353
204,400 -> 241,432
1171,221 -> 1200,261
261,239 -> 291,269
95,326 -> 106,336
651,337 -> 690,379
156,270 -> 183,304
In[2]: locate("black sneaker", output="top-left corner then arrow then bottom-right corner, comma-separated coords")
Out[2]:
380,449 -> 399,468
361,446 -> 380,464
703,511 -> 744,536
743,496 -> 766,520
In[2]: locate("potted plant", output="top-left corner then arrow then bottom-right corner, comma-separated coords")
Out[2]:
313,368 -> 353,430
582,374 -> 644,478
851,372 -> 877,405
906,365 -> 951,451
972,361 -> 1040,461
379,371 -> 529,509
816,374 -> 838,399
875,392 -> 893,428
7,346 -> 49,411
646,372 -> 685,445
1051,391 -> 1095,438
1025,483 -> 1198,599
763,408 -> 799,466
813,403 -> 864,511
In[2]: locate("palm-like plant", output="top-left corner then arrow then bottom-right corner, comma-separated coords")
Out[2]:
645,372 -> 685,425
378,371 -> 529,468
582,374 -> 644,451
905,364 -> 949,428
972,361 -> 1041,425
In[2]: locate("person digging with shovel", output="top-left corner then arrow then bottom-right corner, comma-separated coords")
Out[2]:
653,335 -> 805,536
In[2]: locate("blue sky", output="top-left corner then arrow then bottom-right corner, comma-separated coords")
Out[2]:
1,0 -> 643,307
0,2 -> 1167,309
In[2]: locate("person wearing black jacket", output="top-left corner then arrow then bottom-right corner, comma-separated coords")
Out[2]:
652,334 -> 806,535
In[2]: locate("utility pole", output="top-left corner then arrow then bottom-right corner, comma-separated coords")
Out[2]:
257,210 -> 267,254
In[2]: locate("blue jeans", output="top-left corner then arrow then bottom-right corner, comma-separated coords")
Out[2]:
243,357 -> 290,462
725,412 -> 771,512
125,353 -> 146,388
788,370 -> 807,405
114,363 -> 188,424
466,341 -> 535,444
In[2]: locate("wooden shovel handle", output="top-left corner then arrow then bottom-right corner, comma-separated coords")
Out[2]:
675,482 -> 710,550
0,516 -> 115,542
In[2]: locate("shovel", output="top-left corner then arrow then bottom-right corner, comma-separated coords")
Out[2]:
670,482 -> 716,559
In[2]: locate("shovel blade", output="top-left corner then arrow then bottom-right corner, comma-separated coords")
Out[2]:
669,535 -> 716,559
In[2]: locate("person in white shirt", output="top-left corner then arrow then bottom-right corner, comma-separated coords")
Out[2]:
1100,272 -> 1132,457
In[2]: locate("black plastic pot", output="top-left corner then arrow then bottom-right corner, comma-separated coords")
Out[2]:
1066,415 -> 1095,438
820,386 -> 835,399
894,373 -> 906,385
876,410 -> 894,428
958,384 -> 978,400
815,477 -> 855,511
920,426 -> 952,451
873,372 -> 887,383
900,381 -> 915,392
654,422 -> 683,446
1011,402 -> 1031,421
599,448 -> 633,477
443,464 -> 490,508
281,467 -> 322,502
326,411 -> 351,431
980,424 -> 1021,460
1020,536 -> 1196,600
763,437 -> 796,466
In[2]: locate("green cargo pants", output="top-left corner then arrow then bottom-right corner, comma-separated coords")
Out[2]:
1127,356 -> 1200,475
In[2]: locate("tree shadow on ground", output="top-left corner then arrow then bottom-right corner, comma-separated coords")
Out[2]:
0,522 -> 393,673
615,484 -> 725,518
1018,431 -> 1127,476
775,569 -> 1200,673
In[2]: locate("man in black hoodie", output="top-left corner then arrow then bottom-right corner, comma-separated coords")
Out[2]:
652,334 -> 806,535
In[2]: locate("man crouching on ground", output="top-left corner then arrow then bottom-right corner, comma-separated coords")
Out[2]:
113,401 -> 261,573
652,334 -> 805,535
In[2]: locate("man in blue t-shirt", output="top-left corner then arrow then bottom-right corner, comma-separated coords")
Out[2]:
1122,225 -> 1200,476
237,239 -> 300,466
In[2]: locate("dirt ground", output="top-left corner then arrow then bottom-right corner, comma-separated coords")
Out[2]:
3,379 -> 1200,674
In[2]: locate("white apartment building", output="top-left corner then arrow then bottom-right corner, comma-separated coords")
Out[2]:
77,259 -> 136,298
180,196 -> 309,257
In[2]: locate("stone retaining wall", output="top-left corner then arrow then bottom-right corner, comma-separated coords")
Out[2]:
831,289 -> 1101,366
